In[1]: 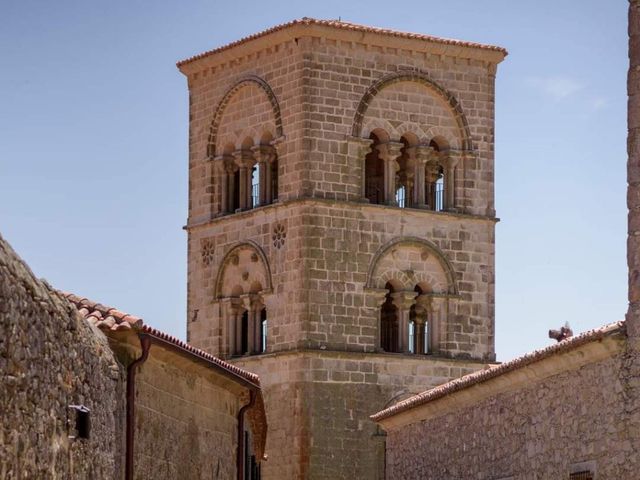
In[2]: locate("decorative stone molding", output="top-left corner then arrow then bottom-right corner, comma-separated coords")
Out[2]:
207,75 -> 283,158
351,70 -> 474,151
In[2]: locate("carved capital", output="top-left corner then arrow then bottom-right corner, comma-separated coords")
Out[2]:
251,144 -> 277,164
376,141 -> 404,162
391,291 -> 418,310
233,149 -> 255,168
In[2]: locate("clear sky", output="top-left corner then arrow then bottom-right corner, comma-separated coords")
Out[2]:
0,0 -> 628,361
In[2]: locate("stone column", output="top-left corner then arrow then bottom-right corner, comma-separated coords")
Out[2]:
412,146 -> 432,208
347,136 -> 374,200
252,296 -> 265,354
444,153 -> 460,212
414,296 -> 430,354
392,291 -> 418,353
367,288 -> 389,352
214,154 -> 233,214
219,298 -> 232,357
252,145 -> 276,206
377,142 -> 404,206
628,0 -> 640,337
430,296 -> 446,354
234,150 -> 254,210
225,299 -> 243,357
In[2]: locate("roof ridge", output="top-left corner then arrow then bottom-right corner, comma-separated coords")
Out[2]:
176,17 -> 507,68
371,320 -> 626,421
58,290 -> 260,385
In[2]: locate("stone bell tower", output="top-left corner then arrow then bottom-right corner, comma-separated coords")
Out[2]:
178,18 -> 506,479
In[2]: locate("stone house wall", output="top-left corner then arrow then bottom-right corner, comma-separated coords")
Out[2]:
233,350 -> 487,480
383,338 -> 640,479
0,235 -> 125,479
129,347 -> 244,480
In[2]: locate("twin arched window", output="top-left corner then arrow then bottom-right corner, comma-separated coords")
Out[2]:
380,283 -> 436,354
364,133 -> 451,212
216,137 -> 279,215
230,300 -> 268,357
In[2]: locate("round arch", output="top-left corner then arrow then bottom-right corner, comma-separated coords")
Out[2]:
213,240 -> 273,299
207,75 -> 284,158
365,237 -> 458,295
351,71 -> 473,151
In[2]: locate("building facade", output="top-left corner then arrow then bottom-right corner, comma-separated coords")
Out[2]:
179,18 -> 506,479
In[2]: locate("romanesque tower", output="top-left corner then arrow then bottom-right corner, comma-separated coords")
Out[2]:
177,18 -> 506,479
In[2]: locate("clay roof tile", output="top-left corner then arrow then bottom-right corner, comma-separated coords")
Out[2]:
176,17 -> 507,68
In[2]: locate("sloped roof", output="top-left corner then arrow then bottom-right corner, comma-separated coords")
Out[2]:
177,17 -> 507,68
371,320 -> 625,423
61,291 -> 267,458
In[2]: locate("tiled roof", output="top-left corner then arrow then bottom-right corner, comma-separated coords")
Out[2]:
177,17 -> 507,68
371,320 -> 625,422
61,292 -> 261,387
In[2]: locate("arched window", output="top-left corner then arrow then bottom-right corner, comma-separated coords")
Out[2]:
365,133 -> 385,205
251,163 -> 260,208
260,307 -> 267,353
426,140 -> 446,212
380,282 -> 399,352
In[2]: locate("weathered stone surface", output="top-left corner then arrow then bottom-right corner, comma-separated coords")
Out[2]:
181,20 -> 504,479
0,234 -> 125,479
628,0 -> 640,336
384,347 -> 640,479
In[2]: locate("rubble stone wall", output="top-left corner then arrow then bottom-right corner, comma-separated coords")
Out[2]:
0,235 -> 125,479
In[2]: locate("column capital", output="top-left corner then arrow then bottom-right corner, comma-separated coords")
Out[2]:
233,149 -> 255,168
376,141 -> 404,162
214,154 -> 235,171
391,291 -> 418,310
251,144 -> 277,163
412,145 -> 435,165
366,288 -> 389,307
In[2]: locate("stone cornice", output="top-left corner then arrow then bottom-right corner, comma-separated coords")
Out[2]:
184,197 -> 499,231
177,18 -> 507,77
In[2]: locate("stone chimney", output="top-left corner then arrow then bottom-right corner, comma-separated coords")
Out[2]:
627,0 -> 640,337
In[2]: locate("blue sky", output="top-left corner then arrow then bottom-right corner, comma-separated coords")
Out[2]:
0,0 -> 628,361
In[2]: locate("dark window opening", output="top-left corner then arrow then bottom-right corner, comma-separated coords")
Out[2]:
251,164 -> 260,208
380,282 -> 399,352
271,158 -> 278,202
260,308 -> 267,353
365,133 -> 385,205
241,310 -> 249,355
232,170 -> 241,212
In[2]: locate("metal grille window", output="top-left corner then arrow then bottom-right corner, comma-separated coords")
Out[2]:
251,164 -> 260,208
395,185 -> 406,208
569,471 -> 594,480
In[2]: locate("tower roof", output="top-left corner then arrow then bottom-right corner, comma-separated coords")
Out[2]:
177,17 -> 507,71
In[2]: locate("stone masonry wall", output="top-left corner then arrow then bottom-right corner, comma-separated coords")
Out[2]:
234,350 -> 487,480
186,39 -> 305,226
303,201 -> 495,359
302,35 -> 498,216
385,349 -> 640,479
188,201 -> 308,354
132,349 -> 244,480
628,0 -> 640,337
0,234 -> 125,479
189,200 -> 495,360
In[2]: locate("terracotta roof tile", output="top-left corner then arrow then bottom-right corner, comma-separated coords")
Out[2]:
59,291 -> 260,385
371,320 -> 625,422
177,17 -> 507,68
59,290 -> 267,457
